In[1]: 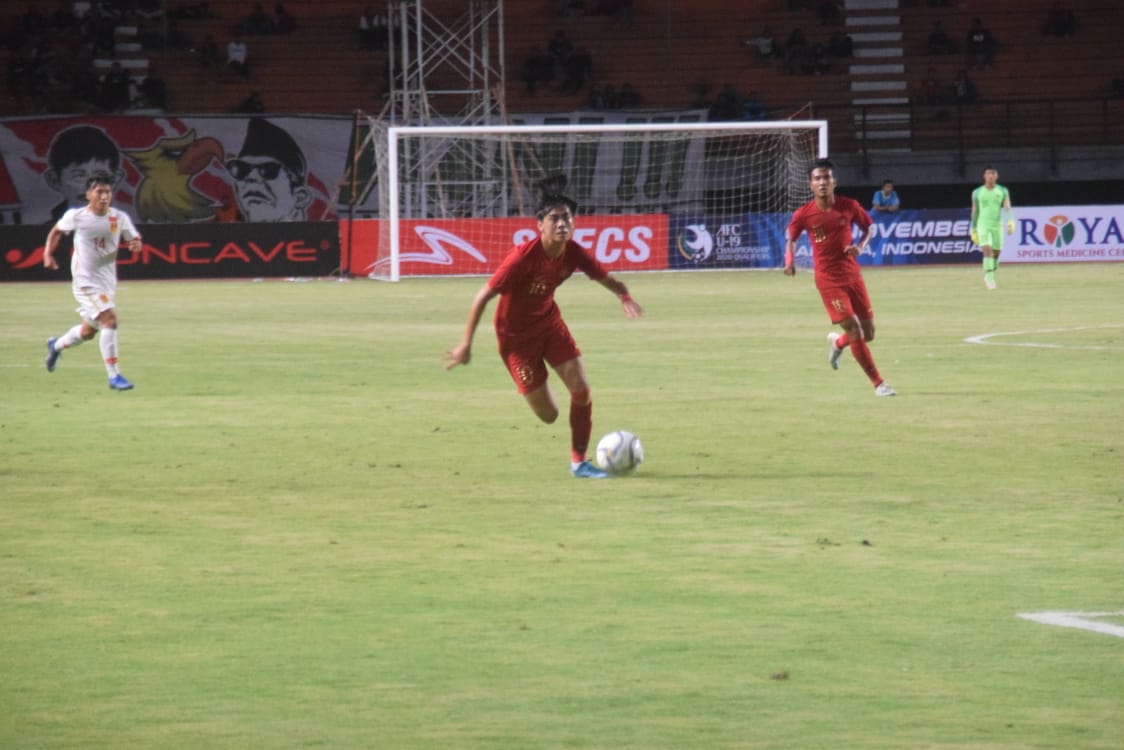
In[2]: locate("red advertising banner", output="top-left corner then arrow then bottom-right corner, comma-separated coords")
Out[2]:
346,214 -> 670,277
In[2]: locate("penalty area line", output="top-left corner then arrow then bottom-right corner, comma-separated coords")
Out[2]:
1017,611 -> 1124,639
965,323 -> 1124,350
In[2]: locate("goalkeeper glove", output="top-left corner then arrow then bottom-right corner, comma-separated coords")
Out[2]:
970,229 -> 979,245
1006,220 -> 1015,235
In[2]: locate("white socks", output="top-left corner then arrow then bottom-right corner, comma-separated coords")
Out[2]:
98,328 -> 120,376
56,324 -> 85,350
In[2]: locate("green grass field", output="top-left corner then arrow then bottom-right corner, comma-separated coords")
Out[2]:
2,264 -> 1122,749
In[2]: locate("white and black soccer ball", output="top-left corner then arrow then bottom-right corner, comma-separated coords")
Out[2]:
595,430 -> 644,476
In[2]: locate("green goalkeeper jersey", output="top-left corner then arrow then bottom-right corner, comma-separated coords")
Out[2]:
972,184 -> 1010,228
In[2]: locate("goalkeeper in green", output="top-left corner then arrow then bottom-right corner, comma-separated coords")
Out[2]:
970,166 -> 1014,290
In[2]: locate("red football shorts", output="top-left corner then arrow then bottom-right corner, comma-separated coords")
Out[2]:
817,278 -> 873,324
498,320 -> 582,394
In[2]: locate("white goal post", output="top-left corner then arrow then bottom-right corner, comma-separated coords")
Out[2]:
368,118 -> 828,280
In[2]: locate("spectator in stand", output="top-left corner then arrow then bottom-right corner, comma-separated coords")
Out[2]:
965,17 -> 996,70
358,5 -> 388,50
237,90 -> 266,113
520,46 -> 554,95
917,66 -> 945,105
69,51 -> 102,110
818,0 -> 843,26
273,3 -> 296,34
1042,1 -> 1076,37
227,33 -> 251,78
743,89 -> 766,120
559,46 -> 593,95
953,68 -> 977,104
709,82 -> 744,121
828,29 -> 852,58
138,63 -> 168,109
195,33 -> 223,68
743,27 -> 777,60
601,83 -> 619,109
871,179 -> 900,213
548,29 -> 575,69
587,83 -> 605,109
927,19 -> 954,55
241,2 -> 272,35
617,81 -> 640,108
812,43 -> 831,75
784,27 -> 808,75
99,61 -> 132,111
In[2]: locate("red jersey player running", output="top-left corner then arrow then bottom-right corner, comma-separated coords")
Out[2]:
445,176 -> 644,478
784,158 -> 896,397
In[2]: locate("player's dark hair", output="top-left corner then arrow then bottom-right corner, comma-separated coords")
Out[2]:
47,126 -> 121,172
535,174 -> 578,219
882,179 -> 894,186
85,172 -> 115,190
808,158 -> 835,176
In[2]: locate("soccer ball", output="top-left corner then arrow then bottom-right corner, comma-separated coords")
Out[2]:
595,430 -> 644,475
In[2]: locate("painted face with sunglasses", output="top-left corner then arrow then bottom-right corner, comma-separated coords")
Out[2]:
227,156 -> 311,221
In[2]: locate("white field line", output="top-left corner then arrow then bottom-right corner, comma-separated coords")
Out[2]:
965,323 -> 1124,351
1017,611 -> 1124,638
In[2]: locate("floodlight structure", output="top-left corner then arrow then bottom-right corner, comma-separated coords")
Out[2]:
385,0 -> 505,126
337,0 -> 505,275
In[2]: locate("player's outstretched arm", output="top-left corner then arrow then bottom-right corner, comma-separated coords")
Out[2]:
597,275 -> 643,318
445,283 -> 497,369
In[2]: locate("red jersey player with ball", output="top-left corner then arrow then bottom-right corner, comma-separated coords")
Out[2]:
784,158 -> 896,397
445,176 -> 644,477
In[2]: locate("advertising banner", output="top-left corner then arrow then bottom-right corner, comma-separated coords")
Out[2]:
768,206 -> 1124,269
346,214 -> 670,277
0,115 -> 355,226
1,222 -> 339,281
997,205 -> 1124,264
667,213 -> 785,270
861,210 -> 977,265
859,207 -> 1124,265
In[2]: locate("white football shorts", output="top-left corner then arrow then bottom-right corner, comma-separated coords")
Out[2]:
73,286 -> 116,325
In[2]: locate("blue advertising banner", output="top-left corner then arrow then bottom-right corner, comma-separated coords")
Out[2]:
667,214 -> 784,270
862,210 -> 978,265
665,209 -> 982,269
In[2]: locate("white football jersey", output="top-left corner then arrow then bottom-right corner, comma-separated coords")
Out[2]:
56,206 -> 140,292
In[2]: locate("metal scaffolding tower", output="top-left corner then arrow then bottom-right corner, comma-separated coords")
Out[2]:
385,0 -> 506,126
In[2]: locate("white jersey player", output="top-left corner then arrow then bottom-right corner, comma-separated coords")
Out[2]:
43,173 -> 142,390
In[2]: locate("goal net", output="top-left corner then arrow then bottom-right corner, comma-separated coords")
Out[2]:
363,118 -> 827,280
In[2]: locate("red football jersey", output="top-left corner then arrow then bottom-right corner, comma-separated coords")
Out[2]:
489,236 -> 608,342
787,194 -> 872,288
